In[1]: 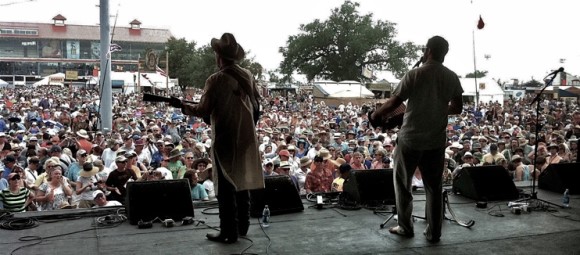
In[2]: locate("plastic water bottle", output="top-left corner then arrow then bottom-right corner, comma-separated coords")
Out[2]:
563,189 -> 570,208
261,205 -> 270,228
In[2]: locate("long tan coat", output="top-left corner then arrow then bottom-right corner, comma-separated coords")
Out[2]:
182,65 -> 264,193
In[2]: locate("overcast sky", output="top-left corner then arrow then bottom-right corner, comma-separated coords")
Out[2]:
1,0 -> 578,82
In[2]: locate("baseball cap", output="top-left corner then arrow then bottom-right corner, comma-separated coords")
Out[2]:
92,190 -> 105,200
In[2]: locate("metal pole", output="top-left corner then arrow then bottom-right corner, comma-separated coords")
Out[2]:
99,0 -> 112,132
165,51 -> 169,92
472,29 -> 479,110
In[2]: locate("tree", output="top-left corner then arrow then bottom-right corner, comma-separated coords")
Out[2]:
161,37 -> 264,90
522,78 -> 542,87
465,70 -> 488,78
279,1 -> 421,82
163,37 -> 197,90
188,46 -> 265,89
266,69 -> 282,83
188,45 -> 217,89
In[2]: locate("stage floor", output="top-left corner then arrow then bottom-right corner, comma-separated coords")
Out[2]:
1,185 -> 579,255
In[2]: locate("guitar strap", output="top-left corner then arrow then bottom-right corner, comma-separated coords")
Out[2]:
221,67 -> 261,124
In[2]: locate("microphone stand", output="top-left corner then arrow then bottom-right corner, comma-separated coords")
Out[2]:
514,69 -> 564,208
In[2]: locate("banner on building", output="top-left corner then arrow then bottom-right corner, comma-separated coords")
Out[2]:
66,40 -> 80,59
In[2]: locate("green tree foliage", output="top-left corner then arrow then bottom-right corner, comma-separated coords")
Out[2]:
163,37 -> 197,90
522,78 -> 542,87
279,1 -> 421,82
162,37 -> 264,90
465,70 -> 488,78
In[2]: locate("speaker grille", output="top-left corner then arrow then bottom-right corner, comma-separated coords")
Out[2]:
126,179 -> 194,225
250,175 -> 303,217
539,163 -> 580,194
453,166 -> 519,201
342,169 -> 395,206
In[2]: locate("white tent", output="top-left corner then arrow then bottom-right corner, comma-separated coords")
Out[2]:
0,78 -> 10,89
33,73 -> 65,87
313,80 -> 374,98
89,71 -> 177,93
460,78 -> 504,105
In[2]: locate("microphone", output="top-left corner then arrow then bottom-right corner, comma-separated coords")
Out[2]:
546,67 -> 564,76
413,57 -> 424,68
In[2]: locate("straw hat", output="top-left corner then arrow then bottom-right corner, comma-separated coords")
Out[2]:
76,129 -> 90,139
299,157 -> 312,167
332,158 -> 346,167
511,155 -> 522,162
169,148 -> 183,159
318,149 -> 331,160
80,162 -> 99,178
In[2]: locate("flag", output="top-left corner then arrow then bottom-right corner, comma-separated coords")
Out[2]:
156,65 -> 167,77
110,43 -> 122,53
477,15 -> 485,29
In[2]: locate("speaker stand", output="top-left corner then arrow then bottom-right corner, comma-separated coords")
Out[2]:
514,191 -> 564,209
375,191 -> 474,229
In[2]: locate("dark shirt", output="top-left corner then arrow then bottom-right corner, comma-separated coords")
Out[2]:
105,169 -> 137,204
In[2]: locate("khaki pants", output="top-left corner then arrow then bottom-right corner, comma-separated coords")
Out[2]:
393,143 -> 444,240
78,200 -> 95,209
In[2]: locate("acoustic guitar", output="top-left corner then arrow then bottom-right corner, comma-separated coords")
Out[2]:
368,103 -> 406,132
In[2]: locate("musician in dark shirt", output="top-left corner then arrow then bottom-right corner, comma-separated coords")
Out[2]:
370,36 -> 463,243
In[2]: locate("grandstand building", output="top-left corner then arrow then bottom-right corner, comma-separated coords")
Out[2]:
0,14 -> 172,85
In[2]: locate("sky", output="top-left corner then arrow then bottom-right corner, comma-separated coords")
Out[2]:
1,0 -> 578,83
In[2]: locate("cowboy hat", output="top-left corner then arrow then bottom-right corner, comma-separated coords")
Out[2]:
192,158 -> 211,168
511,155 -> 522,162
332,157 -> 346,167
211,33 -> 245,61
195,142 -> 206,153
299,157 -> 312,167
318,149 -> 332,160
76,129 -> 90,139
60,201 -> 74,209
169,148 -> 183,159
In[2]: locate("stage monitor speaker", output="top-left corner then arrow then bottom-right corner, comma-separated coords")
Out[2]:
539,163 -> 580,194
126,179 -> 194,225
453,165 -> 519,201
250,175 -> 303,218
342,169 -> 395,205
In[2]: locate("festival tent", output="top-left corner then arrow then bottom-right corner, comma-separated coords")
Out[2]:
33,73 -> 65,87
313,80 -> 374,98
459,78 -> 504,105
0,78 -> 10,88
89,71 -> 177,93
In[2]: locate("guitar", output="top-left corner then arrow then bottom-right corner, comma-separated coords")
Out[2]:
142,94 -> 210,123
368,103 -> 406,132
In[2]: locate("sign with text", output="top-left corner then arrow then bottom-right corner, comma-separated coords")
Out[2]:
49,76 -> 65,84
65,71 -> 78,80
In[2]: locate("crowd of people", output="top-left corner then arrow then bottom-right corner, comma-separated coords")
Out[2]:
0,83 -> 578,213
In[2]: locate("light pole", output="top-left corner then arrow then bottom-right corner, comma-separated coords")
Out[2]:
164,46 -> 169,93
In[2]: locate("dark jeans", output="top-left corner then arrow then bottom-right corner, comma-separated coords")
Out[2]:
217,165 -> 250,236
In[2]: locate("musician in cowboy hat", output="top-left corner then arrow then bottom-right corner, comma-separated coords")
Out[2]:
169,33 -> 263,244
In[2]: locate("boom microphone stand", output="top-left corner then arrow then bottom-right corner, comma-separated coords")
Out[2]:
514,67 -> 564,208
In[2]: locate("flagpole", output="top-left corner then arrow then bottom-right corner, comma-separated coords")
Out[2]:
472,29 -> 479,111
165,50 -> 169,92
137,57 -> 141,92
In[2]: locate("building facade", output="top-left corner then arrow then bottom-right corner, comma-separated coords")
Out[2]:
0,14 -> 172,85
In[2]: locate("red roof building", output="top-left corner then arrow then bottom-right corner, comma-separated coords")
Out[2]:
0,14 -> 172,79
